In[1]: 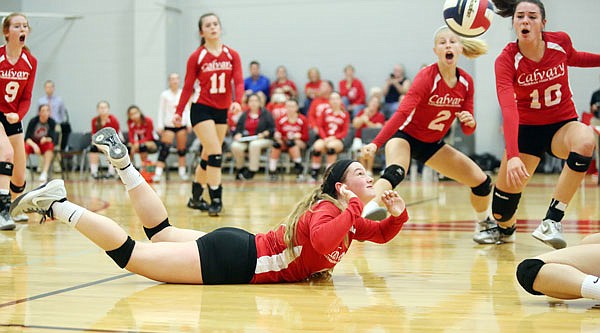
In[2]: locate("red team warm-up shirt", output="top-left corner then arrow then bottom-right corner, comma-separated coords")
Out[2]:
276,114 -> 310,142
339,78 -> 366,105
91,114 -> 120,135
251,198 -> 409,283
127,118 -> 155,145
372,64 -> 475,148
307,97 -> 330,129
0,45 -> 37,120
176,45 -> 244,116
495,31 -> 600,159
318,108 -> 350,140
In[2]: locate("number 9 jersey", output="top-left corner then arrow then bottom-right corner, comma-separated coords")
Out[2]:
0,45 -> 37,120
176,44 -> 244,116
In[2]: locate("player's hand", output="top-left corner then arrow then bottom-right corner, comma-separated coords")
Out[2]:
338,184 -> 358,201
455,111 -> 475,128
230,102 -> 242,114
5,113 -> 19,124
506,156 -> 529,188
361,143 -> 377,158
32,144 -> 41,155
380,190 -> 405,217
172,114 -> 182,127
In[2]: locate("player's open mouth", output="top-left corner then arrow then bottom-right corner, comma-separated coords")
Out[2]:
445,52 -> 454,60
521,29 -> 530,35
19,35 -> 25,42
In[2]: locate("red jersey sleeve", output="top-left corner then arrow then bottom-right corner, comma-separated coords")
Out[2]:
16,53 -> 37,120
110,114 -> 120,133
560,32 -> 600,67
300,115 -> 310,142
459,74 -> 476,136
145,118 -> 154,142
127,121 -> 135,143
308,199 -> 362,255
354,208 -> 409,243
371,70 -> 429,148
176,49 -> 200,117
355,79 -> 366,105
495,50 -> 521,159
335,113 -> 350,140
230,49 -> 244,105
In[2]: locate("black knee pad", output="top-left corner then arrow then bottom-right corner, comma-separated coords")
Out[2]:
10,181 -> 25,194
207,154 -> 222,168
492,187 -> 521,222
381,164 -> 405,188
286,139 -> 296,148
326,148 -> 336,155
139,144 -> 148,153
471,175 -> 492,197
0,162 -> 13,176
200,159 -> 208,171
177,149 -> 187,157
158,144 -> 170,162
516,258 -> 545,296
106,236 -> 136,268
566,152 -> 592,173
312,150 -> 322,157
143,218 -> 171,240
272,141 -> 281,149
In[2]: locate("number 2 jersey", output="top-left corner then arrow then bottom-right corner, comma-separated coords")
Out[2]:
372,63 -> 475,148
176,44 -> 244,116
0,45 -> 37,120
495,31 -> 600,159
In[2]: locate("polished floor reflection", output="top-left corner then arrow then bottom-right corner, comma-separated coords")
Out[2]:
0,173 -> 598,332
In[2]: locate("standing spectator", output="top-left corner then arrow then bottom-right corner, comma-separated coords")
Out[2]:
269,65 -> 298,100
352,96 -> 385,176
37,80 -> 69,150
89,100 -> 121,179
244,60 -> 270,100
302,67 -> 322,115
339,65 -> 366,118
24,104 -> 56,183
126,105 -> 157,166
382,64 -> 411,120
268,99 -> 309,180
153,73 -> 190,182
307,80 -> 334,132
0,13 -> 38,228
230,94 -> 275,180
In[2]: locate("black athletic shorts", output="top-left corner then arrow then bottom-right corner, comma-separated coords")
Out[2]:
196,227 -> 257,284
190,103 -> 228,127
163,126 -> 187,133
0,113 -> 23,136
391,131 -> 446,162
518,118 -> 577,158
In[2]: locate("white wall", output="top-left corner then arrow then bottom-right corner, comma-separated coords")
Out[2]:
16,0 -> 600,156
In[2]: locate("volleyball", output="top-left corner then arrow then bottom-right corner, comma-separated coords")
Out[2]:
443,0 -> 494,37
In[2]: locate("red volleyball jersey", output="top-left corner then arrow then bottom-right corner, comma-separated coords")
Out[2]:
266,102 -> 287,120
304,80 -> 322,100
91,114 -> 120,135
276,114 -> 309,142
339,78 -> 366,105
495,31 -> 600,159
251,198 -> 409,283
307,97 -> 330,129
176,45 -> 244,115
128,117 -> 155,144
318,108 -> 350,140
0,45 -> 37,120
372,64 -> 475,147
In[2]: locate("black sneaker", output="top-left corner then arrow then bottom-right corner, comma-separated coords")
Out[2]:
208,199 -> 222,216
187,197 -> 209,211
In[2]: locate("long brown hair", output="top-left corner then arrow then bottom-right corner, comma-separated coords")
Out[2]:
198,13 -> 220,46
2,12 -> 30,51
491,0 -> 546,19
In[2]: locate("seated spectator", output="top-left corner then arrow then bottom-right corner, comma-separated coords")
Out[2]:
382,64 -> 411,119
309,92 -> 350,181
369,86 -> 384,106
339,65 -> 366,118
230,93 -> 275,180
266,88 -> 289,121
126,105 -> 158,166
24,104 -> 57,183
351,96 -> 385,176
244,60 -> 270,100
302,67 -> 322,115
89,100 -> 122,179
268,99 -> 309,181
270,65 -> 298,100
307,80 -> 334,132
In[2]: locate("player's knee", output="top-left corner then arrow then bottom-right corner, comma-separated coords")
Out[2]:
312,150 -> 322,157
0,162 -> 14,177
326,148 -> 336,155
10,181 -> 26,194
491,187 -> 521,222
272,141 -> 281,149
0,146 -> 14,162
143,218 -> 171,241
286,139 -> 296,148
158,144 -> 170,162
471,175 -> 492,197
177,149 -> 187,157
566,152 -> 592,173
381,164 -> 406,188
207,154 -> 222,168
200,159 -> 208,171
139,144 -> 148,153
106,236 -> 136,269
516,258 -> 545,296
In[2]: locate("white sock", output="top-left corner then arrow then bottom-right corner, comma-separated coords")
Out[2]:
154,167 -> 163,177
269,159 -> 277,171
52,201 -> 85,228
476,208 -> 491,221
581,275 -> 600,299
178,166 -> 186,176
90,164 -> 99,175
293,157 -> 302,164
361,200 -> 381,217
117,164 -> 144,191
0,189 -> 9,195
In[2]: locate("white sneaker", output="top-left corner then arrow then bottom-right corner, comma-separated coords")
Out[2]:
10,179 -> 67,223
152,173 -> 162,182
12,213 -> 29,222
475,217 -> 496,233
39,172 -> 48,183
179,172 -> 189,181
473,225 -> 516,245
531,219 -> 566,249
0,210 -> 16,230
361,201 -> 387,221
92,128 -> 130,170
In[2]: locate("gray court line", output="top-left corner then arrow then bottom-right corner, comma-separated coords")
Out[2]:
406,196 -> 439,207
0,323 -> 158,333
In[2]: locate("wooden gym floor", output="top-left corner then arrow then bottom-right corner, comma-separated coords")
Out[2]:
0,171 -> 598,332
